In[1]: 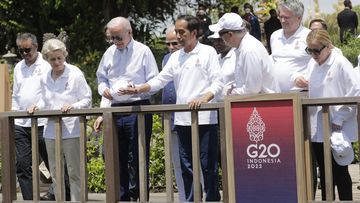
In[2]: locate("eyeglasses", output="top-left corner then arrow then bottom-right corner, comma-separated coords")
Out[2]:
165,41 -> 178,46
18,47 -> 32,55
110,36 -> 124,42
305,45 -> 326,55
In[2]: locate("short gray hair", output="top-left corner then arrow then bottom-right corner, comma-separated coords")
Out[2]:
41,38 -> 68,60
165,25 -> 176,36
278,0 -> 304,18
16,33 -> 38,46
107,17 -> 132,32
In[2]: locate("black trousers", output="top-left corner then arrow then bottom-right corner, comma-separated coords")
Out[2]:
312,142 -> 353,200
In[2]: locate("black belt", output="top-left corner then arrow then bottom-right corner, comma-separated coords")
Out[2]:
111,99 -> 150,107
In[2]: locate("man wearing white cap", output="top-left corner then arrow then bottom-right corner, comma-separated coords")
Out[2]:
209,12 -> 279,95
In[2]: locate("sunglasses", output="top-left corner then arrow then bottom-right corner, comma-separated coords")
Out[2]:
165,41 -> 178,46
305,45 -> 326,55
18,47 -> 32,54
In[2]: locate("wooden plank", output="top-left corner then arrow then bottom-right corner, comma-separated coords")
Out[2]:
321,106 -> 333,201
79,116 -> 88,201
1,116 -> 16,202
191,111 -> 201,203
219,108 -> 228,203
0,64 -> 11,112
103,112 -> 119,202
163,112 -> 174,202
138,113 -> 148,202
55,117 -> 65,201
302,106 -> 315,200
31,118 -> 40,200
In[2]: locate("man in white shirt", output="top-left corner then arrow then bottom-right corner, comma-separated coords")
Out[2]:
121,15 -> 223,201
270,0 -> 311,92
12,33 -> 56,200
96,16 -> 159,201
209,12 -> 279,95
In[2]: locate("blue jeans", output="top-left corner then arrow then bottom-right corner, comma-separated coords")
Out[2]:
112,100 -> 153,201
15,125 -> 47,200
175,124 -> 220,201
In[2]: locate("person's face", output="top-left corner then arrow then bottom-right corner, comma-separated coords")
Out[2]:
108,25 -> 131,49
310,22 -> 323,30
278,6 -> 301,34
211,38 -> 230,54
220,30 -> 237,48
306,40 -> 330,65
17,39 -> 38,63
165,31 -> 182,53
47,50 -> 65,72
175,19 -> 197,50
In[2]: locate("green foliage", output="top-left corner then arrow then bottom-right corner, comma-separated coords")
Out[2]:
149,114 -> 166,191
353,142 -> 359,163
338,37 -> 360,67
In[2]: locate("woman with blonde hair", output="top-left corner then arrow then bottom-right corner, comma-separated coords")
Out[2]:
296,29 -> 360,200
28,38 -> 92,201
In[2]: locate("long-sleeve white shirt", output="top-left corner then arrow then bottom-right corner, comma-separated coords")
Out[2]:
231,33 -> 279,95
218,48 -> 236,98
147,42 -> 224,126
271,26 -> 311,92
38,63 -> 92,139
12,53 -> 51,127
307,50 -> 360,142
96,39 -> 159,103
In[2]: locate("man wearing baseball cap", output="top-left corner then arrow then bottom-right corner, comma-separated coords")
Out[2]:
209,12 -> 279,95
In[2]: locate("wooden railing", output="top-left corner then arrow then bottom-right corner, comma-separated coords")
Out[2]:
1,95 -> 360,203
0,103 -> 226,203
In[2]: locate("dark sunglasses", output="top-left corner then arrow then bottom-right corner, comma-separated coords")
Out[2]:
166,41 -> 178,46
18,47 -> 32,54
110,36 -> 123,42
305,45 -> 326,55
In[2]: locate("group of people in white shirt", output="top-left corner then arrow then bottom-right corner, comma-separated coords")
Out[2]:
12,0 -> 360,201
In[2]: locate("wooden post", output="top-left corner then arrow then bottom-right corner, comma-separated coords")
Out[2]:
0,63 -> 11,112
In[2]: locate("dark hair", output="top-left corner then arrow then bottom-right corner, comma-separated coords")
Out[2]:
309,18 -> 328,30
230,6 -> 239,13
16,33 -> 38,45
177,15 -> 200,34
344,0 -> 352,8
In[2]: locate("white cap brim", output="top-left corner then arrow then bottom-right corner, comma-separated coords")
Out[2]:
209,23 -> 221,32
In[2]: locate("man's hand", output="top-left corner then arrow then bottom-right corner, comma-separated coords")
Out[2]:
103,88 -> 113,100
27,105 -> 39,114
188,92 -> 214,110
295,76 -> 308,88
61,104 -> 73,113
93,116 -> 104,132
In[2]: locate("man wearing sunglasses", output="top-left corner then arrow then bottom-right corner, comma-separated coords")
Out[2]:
12,33 -> 55,200
96,16 -> 159,201
270,0 -> 311,93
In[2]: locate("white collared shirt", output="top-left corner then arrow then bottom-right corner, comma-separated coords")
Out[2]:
271,26 -> 311,92
12,53 -> 51,127
231,33 -> 279,95
38,63 -> 92,139
307,50 -> 360,142
147,42 -> 224,126
96,39 -> 159,103
219,48 -> 236,97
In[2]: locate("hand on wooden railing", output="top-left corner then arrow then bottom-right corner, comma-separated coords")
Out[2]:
61,104 -> 73,113
93,116 -> 104,132
294,76 -> 308,88
27,104 -> 39,114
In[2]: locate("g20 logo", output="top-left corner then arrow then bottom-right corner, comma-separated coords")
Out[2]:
246,143 -> 280,158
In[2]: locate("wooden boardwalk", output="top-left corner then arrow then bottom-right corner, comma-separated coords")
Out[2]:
2,163 -> 360,202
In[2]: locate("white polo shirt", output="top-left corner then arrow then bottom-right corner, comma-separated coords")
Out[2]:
38,63 -> 92,139
219,48 -> 236,97
147,42 -> 224,126
271,26 -> 311,92
12,53 -> 51,127
231,33 -> 279,95
96,39 -> 159,103
307,50 -> 360,142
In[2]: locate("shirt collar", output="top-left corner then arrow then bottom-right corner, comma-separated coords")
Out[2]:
117,38 -> 134,53
321,49 -> 336,67
279,25 -> 305,40
21,52 -> 42,69
179,41 -> 200,57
